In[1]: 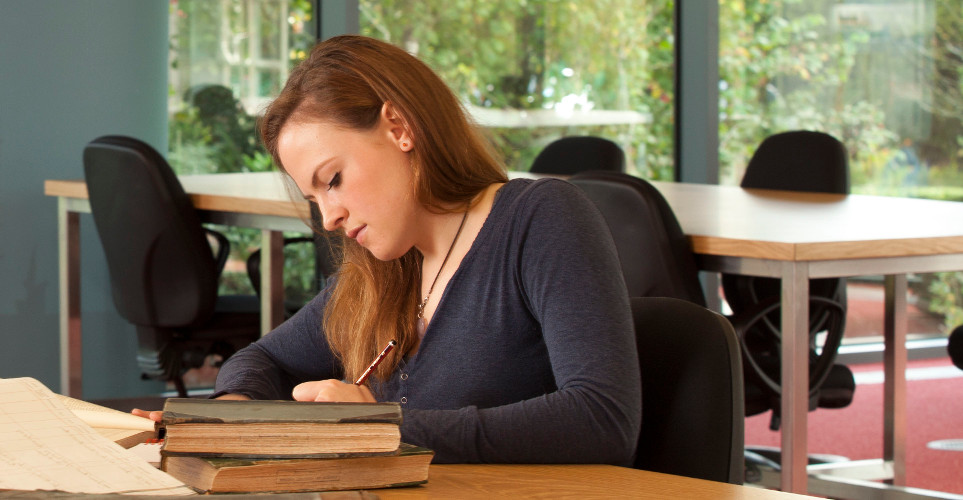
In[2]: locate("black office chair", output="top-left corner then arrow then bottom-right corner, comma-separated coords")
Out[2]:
722,130 -> 854,432
569,171 -> 852,472
950,324 -> 963,371
246,202 -> 342,317
632,296 -> 745,484
83,135 -> 261,397
740,130 -> 849,194
529,135 -> 626,175
568,171 -> 706,304
922,325 -> 963,458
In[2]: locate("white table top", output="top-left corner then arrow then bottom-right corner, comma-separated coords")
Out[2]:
45,171 -> 963,263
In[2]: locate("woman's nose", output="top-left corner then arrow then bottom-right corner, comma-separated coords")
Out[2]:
317,201 -> 346,232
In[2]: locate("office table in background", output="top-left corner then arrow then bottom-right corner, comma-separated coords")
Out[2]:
45,172 -> 963,496
655,181 -> 963,496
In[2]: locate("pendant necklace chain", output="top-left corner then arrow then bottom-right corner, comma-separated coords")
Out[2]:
416,211 -> 469,338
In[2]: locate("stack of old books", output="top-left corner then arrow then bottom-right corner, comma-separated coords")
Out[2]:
157,398 -> 432,494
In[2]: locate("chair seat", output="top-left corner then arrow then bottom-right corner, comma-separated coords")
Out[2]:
745,358 -> 855,430
815,364 -> 856,409
214,294 -> 261,313
167,296 -> 261,359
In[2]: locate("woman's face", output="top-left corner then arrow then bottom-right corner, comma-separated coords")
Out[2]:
278,107 -> 420,261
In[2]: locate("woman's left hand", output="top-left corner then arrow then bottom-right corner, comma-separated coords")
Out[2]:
292,379 -> 376,402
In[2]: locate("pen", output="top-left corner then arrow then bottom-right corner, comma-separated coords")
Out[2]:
354,340 -> 397,385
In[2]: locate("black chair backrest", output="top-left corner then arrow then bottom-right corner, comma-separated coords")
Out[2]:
741,130 -> 849,194
632,296 -> 745,484
949,325 -> 963,371
725,130 -> 852,424
569,171 -> 706,306
83,135 -> 218,328
530,135 -> 626,175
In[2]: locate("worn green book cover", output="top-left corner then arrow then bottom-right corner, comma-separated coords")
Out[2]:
159,399 -> 402,458
161,443 -> 433,494
160,398 -> 402,425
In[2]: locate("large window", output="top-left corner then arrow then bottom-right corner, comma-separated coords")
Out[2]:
167,0 -> 317,304
719,0 -> 963,198
168,0 -> 315,175
719,0 -> 963,334
359,0 -> 675,179
164,1 -> 962,336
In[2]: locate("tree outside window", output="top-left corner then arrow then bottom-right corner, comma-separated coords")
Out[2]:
167,0 -> 317,303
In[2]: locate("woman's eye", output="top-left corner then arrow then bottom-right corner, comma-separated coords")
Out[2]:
327,173 -> 341,190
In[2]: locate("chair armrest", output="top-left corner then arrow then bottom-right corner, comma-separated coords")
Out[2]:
203,228 -> 231,277
727,295 -> 846,399
246,236 -> 316,296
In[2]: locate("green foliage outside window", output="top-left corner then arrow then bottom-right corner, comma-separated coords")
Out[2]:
360,0 -> 963,331
360,0 -> 676,179
169,0 -> 963,332
718,0 -> 963,330
168,0 -> 316,303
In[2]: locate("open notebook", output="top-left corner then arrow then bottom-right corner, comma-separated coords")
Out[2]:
0,377 -> 193,495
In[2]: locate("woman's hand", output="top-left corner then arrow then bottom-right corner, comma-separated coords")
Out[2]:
130,393 -> 252,422
292,379 -> 375,402
130,408 -> 163,422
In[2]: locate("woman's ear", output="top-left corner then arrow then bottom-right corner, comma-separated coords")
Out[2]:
381,102 -> 413,152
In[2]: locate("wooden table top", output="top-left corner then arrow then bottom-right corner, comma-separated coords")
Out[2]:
46,171 -> 963,262
652,181 -> 963,261
372,464 -> 815,499
45,172 -> 308,219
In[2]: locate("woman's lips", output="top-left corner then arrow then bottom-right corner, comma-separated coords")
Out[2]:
347,224 -> 367,243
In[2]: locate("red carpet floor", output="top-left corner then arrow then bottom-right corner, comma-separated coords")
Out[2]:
744,357 -> 963,495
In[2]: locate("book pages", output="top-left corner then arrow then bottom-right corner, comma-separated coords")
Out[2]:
53,393 -> 156,431
0,377 -> 194,495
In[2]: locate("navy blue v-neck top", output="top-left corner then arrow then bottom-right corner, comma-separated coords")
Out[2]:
214,178 -> 641,465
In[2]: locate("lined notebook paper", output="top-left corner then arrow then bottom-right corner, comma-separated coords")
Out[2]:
0,377 -> 194,495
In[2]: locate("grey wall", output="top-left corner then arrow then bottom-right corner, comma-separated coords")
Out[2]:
0,1 -> 168,398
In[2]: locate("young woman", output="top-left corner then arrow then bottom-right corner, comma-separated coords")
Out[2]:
141,35 -> 640,466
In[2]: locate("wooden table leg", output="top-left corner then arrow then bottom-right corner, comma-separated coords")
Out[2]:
58,199 -> 82,398
259,229 -> 285,335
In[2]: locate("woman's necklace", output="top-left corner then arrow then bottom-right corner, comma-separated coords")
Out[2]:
416,211 -> 469,338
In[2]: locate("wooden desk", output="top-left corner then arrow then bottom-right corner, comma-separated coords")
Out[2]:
374,464 -> 813,499
45,172 -> 963,495
653,181 -> 963,495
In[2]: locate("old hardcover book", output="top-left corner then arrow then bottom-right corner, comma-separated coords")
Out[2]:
160,398 -> 402,458
52,393 -> 158,449
161,443 -> 433,494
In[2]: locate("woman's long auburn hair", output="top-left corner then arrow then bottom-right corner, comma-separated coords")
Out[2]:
259,35 -> 508,386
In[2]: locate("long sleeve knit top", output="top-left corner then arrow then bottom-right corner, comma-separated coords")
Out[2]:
214,178 -> 641,465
